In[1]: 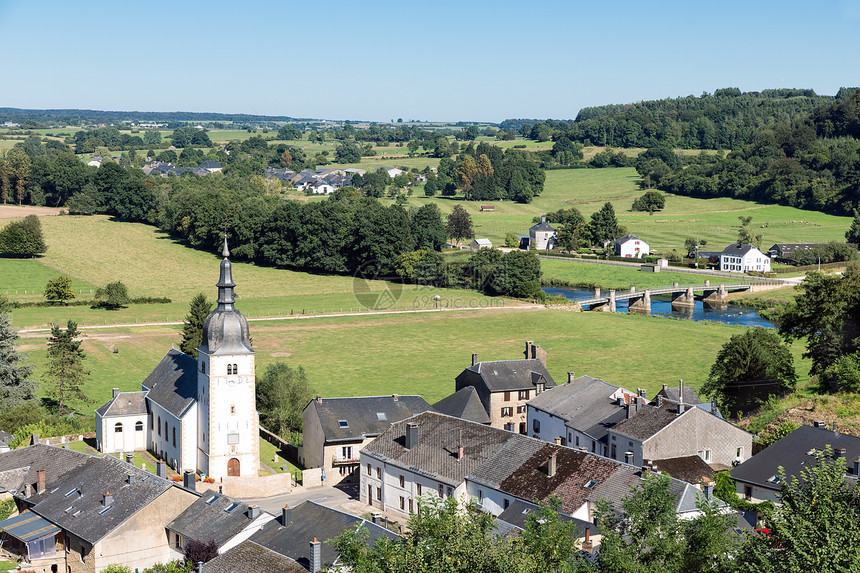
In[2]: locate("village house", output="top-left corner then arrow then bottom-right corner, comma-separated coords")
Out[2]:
470,238 -> 492,251
766,243 -> 827,261
95,240 -> 260,480
203,540 -> 305,573
299,394 -> 431,484
718,244 -> 771,273
455,342 -> 555,432
614,234 -> 649,258
730,422 -> 860,503
0,444 -> 198,572
605,398 -> 752,468
529,216 -> 557,250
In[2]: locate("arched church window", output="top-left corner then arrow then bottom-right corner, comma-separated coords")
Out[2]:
233,363 -> 238,374
201,362 -> 206,374
172,427 -> 176,447
114,423 -> 123,433
227,364 -> 233,375
157,416 -> 161,436
135,421 -> 143,432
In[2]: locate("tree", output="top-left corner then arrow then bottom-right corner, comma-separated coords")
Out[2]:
509,170 -> 533,204
631,190 -> 666,213
779,268 -> 860,376
94,281 -> 130,309
505,233 -> 520,248
44,275 -> 75,304
279,149 -> 292,167
256,362 -> 314,436
446,204 -> 474,245
702,327 -> 797,415
334,141 -> 362,163
183,539 -> 218,566
407,140 -> 420,156
587,202 -> 622,246
0,313 -> 37,408
457,155 -> 478,191
100,566 -> 132,573
179,293 -> 212,359
43,320 -> 89,416
7,147 -> 30,205
737,215 -> 762,248
411,203 -> 446,251
66,184 -> 100,215
846,209 -> 860,244
143,130 -> 162,146
0,214 -> 47,257
684,237 -> 707,258
494,250 -> 543,298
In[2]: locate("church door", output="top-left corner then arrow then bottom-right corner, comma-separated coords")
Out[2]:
227,458 -> 240,476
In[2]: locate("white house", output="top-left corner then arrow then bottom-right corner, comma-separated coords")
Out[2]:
614,234 -> 649,258
95,389 -> 148,454
470,238 -> 492,251
719,244 -> 771,273
529,217 -> 557,251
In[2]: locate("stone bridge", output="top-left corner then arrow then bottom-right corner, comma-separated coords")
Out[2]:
578,281 -> 754,314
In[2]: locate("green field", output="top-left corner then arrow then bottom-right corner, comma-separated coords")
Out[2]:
17,306 -> 812,415
540,259 -> 746,289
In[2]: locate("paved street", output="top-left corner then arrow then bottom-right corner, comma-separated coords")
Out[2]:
240,480 -> 360,515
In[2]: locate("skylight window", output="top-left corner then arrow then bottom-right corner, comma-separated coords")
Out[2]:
72,510 -> 82,518
377,413 -> 387,421
583,480 -> 598,489
767,475 -> 781,484
98,505 -> 112,515
64,487 -> 79,497
225,502 -> 239,512
64,506 -> 75,513
338,420 -> 349,428
205,494 -> 218,505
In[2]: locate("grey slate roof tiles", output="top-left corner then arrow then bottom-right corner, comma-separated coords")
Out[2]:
529,376 -> 629,438
95,391 -> 148,417
610,402 -> 686,442
720,244 -> 758,256
496,498 -> 598,537
657,385 -> 703,405
204,540 -> 305,573
457,359 -> 555,393
309,395 -> 431,442
250,500 -> 398,569
142,349 -> 198,418
166,492 -> 263,548
432,386 -> 491,424
650,455 -> 715,485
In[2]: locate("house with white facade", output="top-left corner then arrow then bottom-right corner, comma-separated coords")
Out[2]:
529,217 -> 557,250
718,244 -> 771,273
95,239 -> 260,480
470,238 -> 492,251
614,234 -> 649,258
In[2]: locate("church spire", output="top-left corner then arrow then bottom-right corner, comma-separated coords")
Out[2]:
216,236 -> 236,310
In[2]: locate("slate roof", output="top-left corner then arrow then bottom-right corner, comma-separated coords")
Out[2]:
767,243 -> 825,257
656,385 -> 703,405
720,244 -> 758,257
730,424 -> 860,491
650,455 -> 715,484
432,387 -> 491,424
614,233 -> 642,245
1,445 -> 175,544
496,499 -> 598,537
528,376 -> 629,439
362,411 -> 524,486
198,160 -> 222,169
586,465 -> 721,515
456,359 -> 555,393
205,540 -> 305,573
530,218 -> 556,232
167,492 -> 267,547
610,402 -> 687,442
95,391 -> 148,417
142,349 -> 198,418
250,500 -> 398,569
308,395 -> 431,442
0,444 -> 93,499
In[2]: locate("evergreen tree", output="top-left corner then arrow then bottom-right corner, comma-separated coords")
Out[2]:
846,209 -> 860,244
180,293 -> 212,359
0,313 -> 37,407
588,202 -> 622,246
43,320 -> 89,416
411,203 -> 447,251
256,362 -> 314,436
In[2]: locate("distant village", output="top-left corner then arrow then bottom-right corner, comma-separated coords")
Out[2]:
1,246 -> 856,573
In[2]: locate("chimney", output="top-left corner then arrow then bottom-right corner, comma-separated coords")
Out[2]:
679,379 -> 684,403
634,396 -> 641,414
835,447 -> 847,460
548,452 -> 557,478
24,483 -> 32,497
310,538 -> 322,573
156,460 -> 166,479
127,474 -> 136,485
371,511 -> 381,526
183,470 -> 196,491
316,395 -> 323,404
103,491 -> 113,507
814,420 -> 825,428
640,389 -> 647,399
656,396 -> 663,407
392,394 -> 398,402
405,423 -> 419,450
624,451 -> 633,464
525,341 -> 535,359
703,481 -> 714,499
554,437 -> 562,445
247,505 -> 261,519
472,353 -> 479,366
662,383 -> 668,393
457,444 -> 464,460
568,371 -> 575,384
626,403 -> 632,419
37,470 -> 46,494
854,459 -> 860,476
112,388 -> 120,399
833,421 -> 838,433
125,453 -> 134,464
678,402 -> 685,415
581,526 -> 593,553
31,433 -> 40,446
283,505 -> 292,526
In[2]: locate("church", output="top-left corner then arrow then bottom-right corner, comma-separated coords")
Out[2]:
95,239 -> 260,479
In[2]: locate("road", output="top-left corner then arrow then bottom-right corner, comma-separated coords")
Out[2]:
240,481 -> 360,515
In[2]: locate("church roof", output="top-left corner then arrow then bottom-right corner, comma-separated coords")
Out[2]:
96,391 -> 148,417
142,349 -> 198,418
200,239 -> 254,356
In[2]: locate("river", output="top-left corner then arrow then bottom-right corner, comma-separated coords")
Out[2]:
543,287 -> 776,328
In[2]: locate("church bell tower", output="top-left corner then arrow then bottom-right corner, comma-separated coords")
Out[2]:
196,238 -> 259,479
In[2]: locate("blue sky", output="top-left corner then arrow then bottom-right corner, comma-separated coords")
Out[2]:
1,0 -> 858,122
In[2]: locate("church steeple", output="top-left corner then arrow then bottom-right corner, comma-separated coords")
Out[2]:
198,237 -> 253,355
216,236 -> 236,310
